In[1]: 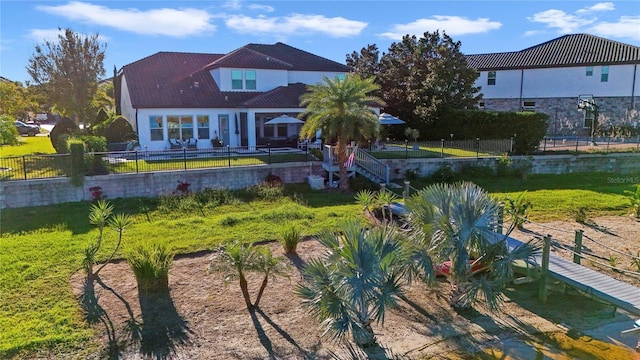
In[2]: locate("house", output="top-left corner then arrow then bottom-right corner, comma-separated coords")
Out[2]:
115,43 -> 350,150
465,34 -> 640,137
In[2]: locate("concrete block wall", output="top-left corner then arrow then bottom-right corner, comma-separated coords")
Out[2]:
0,162 -> 323,209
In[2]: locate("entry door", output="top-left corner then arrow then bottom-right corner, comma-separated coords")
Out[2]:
240,112 -> 248,146
218,115 -> 229,146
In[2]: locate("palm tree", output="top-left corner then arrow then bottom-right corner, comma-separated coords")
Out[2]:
405,182 -> 538,311
299,74 -> 384,191
296,220 -> 405,347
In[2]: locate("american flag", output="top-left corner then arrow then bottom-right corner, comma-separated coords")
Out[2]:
344,152 -> 355,168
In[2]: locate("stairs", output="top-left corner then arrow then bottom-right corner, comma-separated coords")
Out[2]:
322,146 -> 390,187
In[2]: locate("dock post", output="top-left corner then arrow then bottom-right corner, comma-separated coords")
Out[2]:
573,230 -> 583,264
539,235 -> 551,304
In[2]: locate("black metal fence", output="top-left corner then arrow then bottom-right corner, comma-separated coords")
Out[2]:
539,135 -> 640,153
366,139 -> 513,159
0,145 -> 315,182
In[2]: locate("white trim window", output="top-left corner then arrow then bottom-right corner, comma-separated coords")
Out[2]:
149,115 -> 163,141
231,69 -> 257,90
167,115 -> 194,140
197,115 -> 210,139
586,66 -> 593,76
601,66 -> 609,82
487,71 -> 496,85
231,70 -> 243,89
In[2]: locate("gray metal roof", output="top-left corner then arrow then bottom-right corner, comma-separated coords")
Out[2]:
466,34 -> 640,71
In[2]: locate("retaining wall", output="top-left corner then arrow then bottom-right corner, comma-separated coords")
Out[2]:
0,162 -> 323,209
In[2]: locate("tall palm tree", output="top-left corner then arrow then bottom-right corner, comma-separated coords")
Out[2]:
405,182 -> 538,311
299,74 -> 384,191
296,220 -> 405,347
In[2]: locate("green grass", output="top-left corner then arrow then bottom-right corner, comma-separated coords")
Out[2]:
0,186 -> 358,357
1,172 -> 638,357
0,136 -> 55,156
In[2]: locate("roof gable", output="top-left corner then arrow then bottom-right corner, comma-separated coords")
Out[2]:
206,47 -> 293,70
466,34 -> 640,71
245,42 -> 350,72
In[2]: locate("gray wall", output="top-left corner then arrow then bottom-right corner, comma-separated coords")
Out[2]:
2,154 -> 640,209
0,162 -> 323,209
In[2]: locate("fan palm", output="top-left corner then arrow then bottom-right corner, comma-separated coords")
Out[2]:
296,220 -> 405,347
405,182 -> 538,311
299,74 -> 384,191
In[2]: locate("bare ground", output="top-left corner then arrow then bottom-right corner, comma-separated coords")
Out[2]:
68,216 -> 640,360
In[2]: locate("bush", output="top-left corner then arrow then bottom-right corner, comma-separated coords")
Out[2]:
430,110 -> 548,154
126,241 -> 173,295
77,135 -> 107,153
104,116 -> 136,144
68,140 -> 85,184
0,115 -> 19,146
427,165 -> 458,184
250,181 -> 285,201
458,164 -> 494,178
50,117 -> 79,153
280,224 -> 301,254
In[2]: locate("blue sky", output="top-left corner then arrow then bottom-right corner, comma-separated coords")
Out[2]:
1,0 -> 639,84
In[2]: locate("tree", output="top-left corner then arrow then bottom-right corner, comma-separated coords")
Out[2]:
27,28 -> 106,126
0,81 -> 39,121
405,182 -> 538,310
0,115 -> 20,146
299,74 -> 384,191
347,31 -> 481,135
296,220 -> 405,347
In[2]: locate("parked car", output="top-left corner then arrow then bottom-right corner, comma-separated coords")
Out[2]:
14,120 -> 40,136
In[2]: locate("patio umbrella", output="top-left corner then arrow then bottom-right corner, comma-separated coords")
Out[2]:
264,114 -> 304,125
379,112 -> 406,125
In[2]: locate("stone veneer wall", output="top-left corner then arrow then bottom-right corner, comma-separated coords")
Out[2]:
0,162 -> 323,209
484,96 -> 639,137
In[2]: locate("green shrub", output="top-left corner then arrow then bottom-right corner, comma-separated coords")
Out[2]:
428,165 -> 458,184
50,117 -> 79,153
250,181 -> 285,201
84,154 -> 109,176
280,224 -> 301,254
104,116 -> 136,143
0,115 -> 19,145
77,135 -> 107,152
431,110 -> 548,154
126,241 -> 173,295
195,188 -> 240,207
458,164 -> 494,178
68,140 -> 85,184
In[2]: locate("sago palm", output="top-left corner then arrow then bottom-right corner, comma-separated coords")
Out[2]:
296,220 -> 405,347
405,182 -> 538,311
299,74 -> 384,191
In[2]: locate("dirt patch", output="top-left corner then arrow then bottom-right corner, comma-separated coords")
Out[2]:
69,217 -> 640,359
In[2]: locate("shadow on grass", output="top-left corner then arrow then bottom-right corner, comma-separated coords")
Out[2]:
81,276 -> 125,359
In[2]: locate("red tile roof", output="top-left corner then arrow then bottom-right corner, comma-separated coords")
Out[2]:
466,34 -> 640,71
120,43 -> 348,109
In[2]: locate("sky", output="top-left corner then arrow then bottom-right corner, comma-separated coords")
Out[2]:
1,0 -> 639,84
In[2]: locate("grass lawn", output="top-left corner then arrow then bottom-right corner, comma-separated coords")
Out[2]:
0,136 -> 56,156
0,172 -> 637,357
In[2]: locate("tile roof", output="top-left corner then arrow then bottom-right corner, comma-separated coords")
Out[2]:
466,34 -> 640,71
120,43 -> 347,109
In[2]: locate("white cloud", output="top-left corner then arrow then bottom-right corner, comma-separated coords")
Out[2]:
36,1 -> 216,37
378,16 -> 502,40
248,4 -> 274,13
221,0 -> 242,11
589,15 -> 640,40
27,28 -> 109,43
226,14 -> 367,37
577,2 -> 615,14
527,9 -> 594,33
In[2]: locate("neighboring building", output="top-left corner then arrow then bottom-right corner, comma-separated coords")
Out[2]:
115,42 -> 350,150
466,34 -> 640,137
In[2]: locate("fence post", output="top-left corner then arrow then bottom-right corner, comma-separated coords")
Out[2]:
637,134 -> 639,151
573,230 -> 583,264
440,139 -> 444,158
135,151 -> 139,174
539,234 -> 551,304
268,143 -> 271,164
575,137 -> 579,152
227,145 -> 231,167
510,137 -> 514,153
305,144 -> 308,162
405,139 -> 408,159
403,180 -> 410,201
22,155 -> 27,180
476,138 -> 480,159
606,136 -> 610,152
543,137 -> 547,152
183,148 -> 187,171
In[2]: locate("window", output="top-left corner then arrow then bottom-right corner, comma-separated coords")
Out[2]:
336,73 -> 345,81
586,66 -> 593,76
523,101 -> 536,108
149,116 -> 163,141
167,115 -> 193,140
487,71 -> 496,85
197,115 -> 209,139
231,70 -> 243,89
478,101 -> 485,109
601,66 -> 609,82
245,70 -> 256,90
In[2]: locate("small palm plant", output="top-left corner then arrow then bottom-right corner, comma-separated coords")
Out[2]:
296,220 -> 406,347
280,224 -> 301,255
211,241 -> 288,309
375,190 -> 398,222
405,182 -> 538,310
126,241 -> 174,295
623,184 -> 640,218
504,191 -> 533,231
354,189 -> 380,224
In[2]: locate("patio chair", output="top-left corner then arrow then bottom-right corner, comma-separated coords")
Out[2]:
169,138 -> 182,149
186,138 -> 197,149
